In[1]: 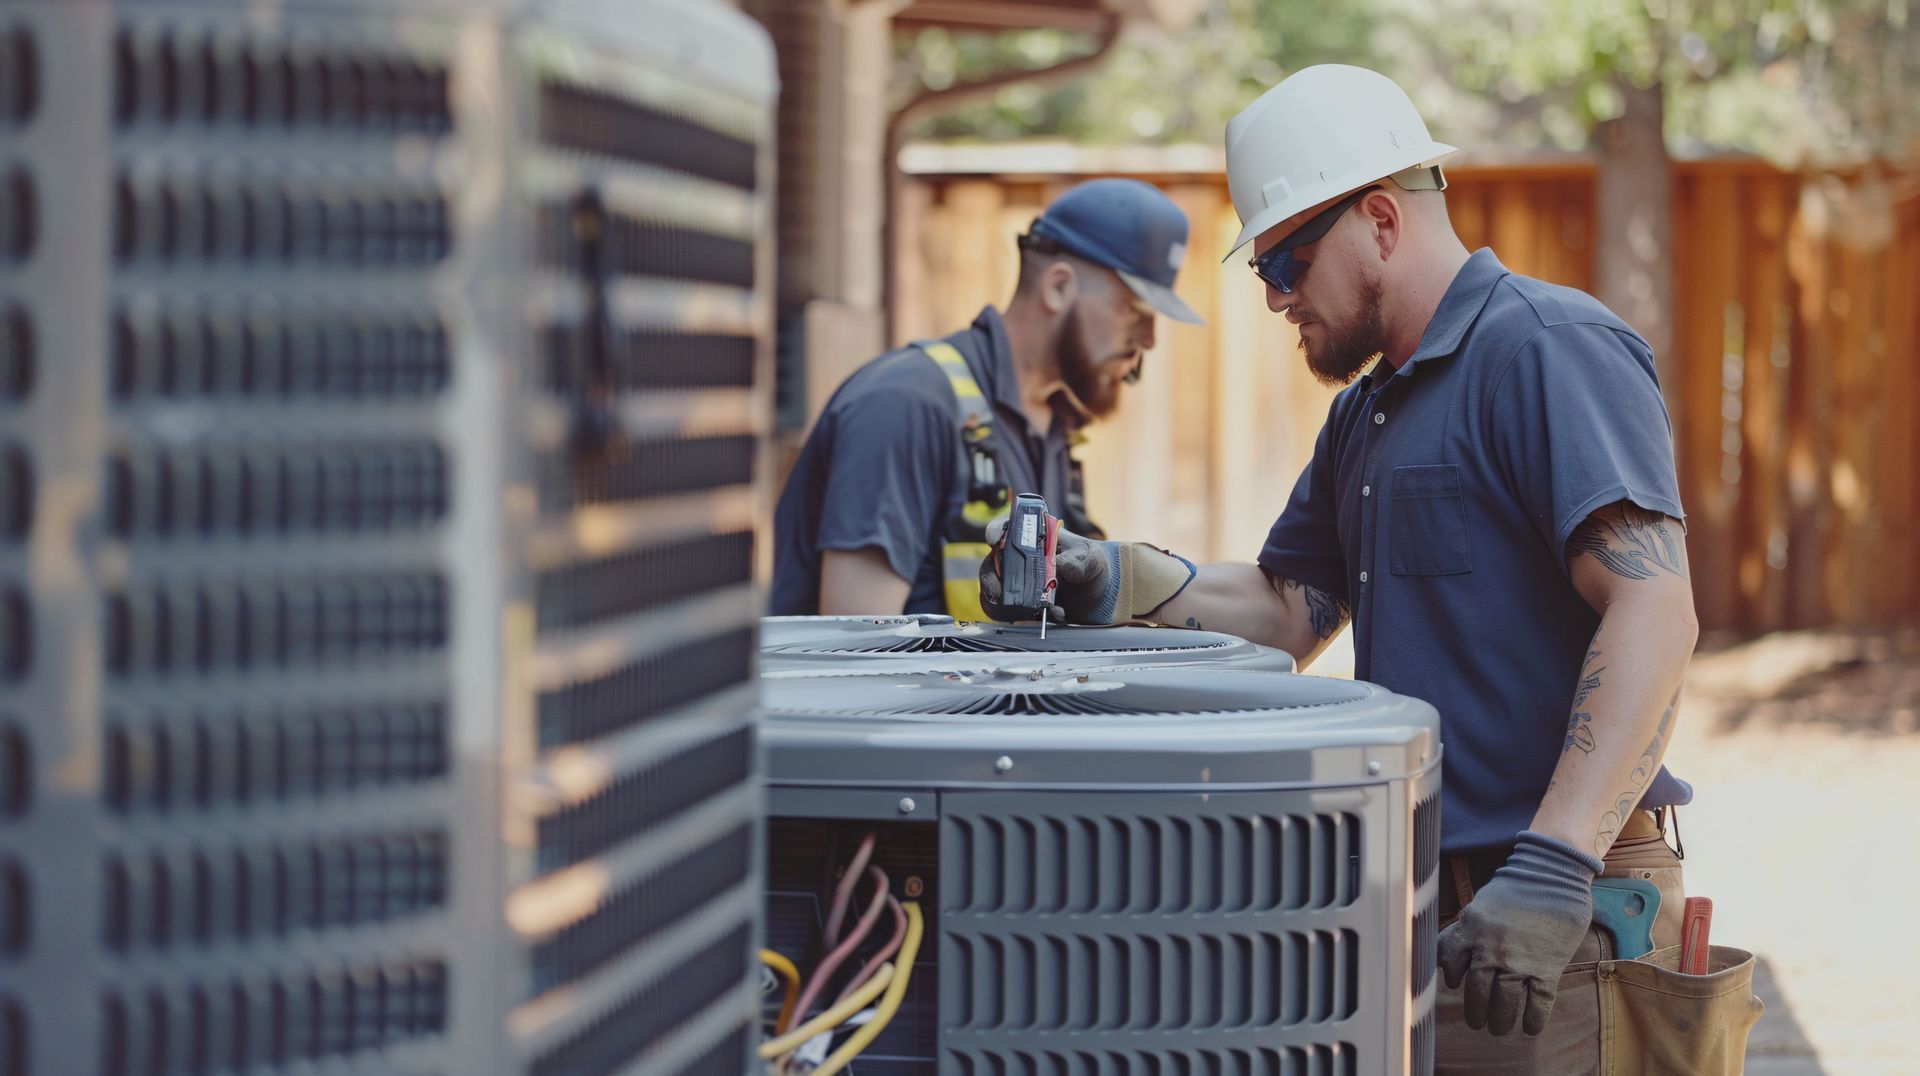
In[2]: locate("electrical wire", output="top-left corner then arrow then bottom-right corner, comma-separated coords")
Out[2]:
759,949 -> 801,1036
821,831 -> 877,946
832,894 -> 905,1005
755,963 -> 894,1060
810,902 -> 924,1076
785,865 -> 889,1047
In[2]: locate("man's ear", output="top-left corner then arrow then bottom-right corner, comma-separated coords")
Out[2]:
1362,189 -> 1404,262
1040,260 -> 1080,316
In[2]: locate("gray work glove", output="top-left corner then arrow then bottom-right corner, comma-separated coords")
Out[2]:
1436,830 -> 1604,1036
977,516 -> 1195,625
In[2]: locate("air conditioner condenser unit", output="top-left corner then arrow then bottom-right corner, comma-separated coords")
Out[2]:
759,665 -> 1443,1076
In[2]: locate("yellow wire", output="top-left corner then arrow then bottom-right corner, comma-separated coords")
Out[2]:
759,949 -> 802,1035
756,962 -> 895,1060
810,902 -> 923,1076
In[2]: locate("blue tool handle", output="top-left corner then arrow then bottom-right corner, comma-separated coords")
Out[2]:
1589,877 -> 1661,960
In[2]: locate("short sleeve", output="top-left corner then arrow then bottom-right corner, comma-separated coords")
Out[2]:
1489,323 -> 1686,561
1257,399 -> 1350,603
814,388 -> 959,583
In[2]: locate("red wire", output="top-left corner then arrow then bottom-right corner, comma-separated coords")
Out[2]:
833,894 -> 906,1005
821,832 -> 877,946
787,865 -> 889,1036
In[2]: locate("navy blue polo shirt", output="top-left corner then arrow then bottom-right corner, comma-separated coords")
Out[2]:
1260,250 -> 1693,853
771,307 -> 1084,615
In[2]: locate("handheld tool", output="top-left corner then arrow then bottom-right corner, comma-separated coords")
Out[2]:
996,493 -> 1060,636
1590,877 -> 1662,960
1680,896 -> 1714,974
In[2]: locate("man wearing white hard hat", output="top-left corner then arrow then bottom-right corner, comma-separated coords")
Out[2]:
980,66 -> 1719,1071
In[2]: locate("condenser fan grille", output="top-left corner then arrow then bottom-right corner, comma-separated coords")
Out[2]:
889,691 -> 1137,716
791,628 -> 1238,655
819,635 -> 1024,654
797,671 -> 1376,719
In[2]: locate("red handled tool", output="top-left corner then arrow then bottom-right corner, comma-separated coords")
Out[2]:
1680,896 -> 1714,975
997,493 -> 1061,636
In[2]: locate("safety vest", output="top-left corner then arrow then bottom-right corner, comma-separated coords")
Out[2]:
917,340 -> 1101,621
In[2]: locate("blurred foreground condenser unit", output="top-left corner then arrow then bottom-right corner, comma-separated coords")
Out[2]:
761,665 -> 1443,1076
759,614 -> 1295,677
0,1 -> 773,1073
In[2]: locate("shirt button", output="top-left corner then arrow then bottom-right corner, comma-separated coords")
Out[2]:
1362,485 -> 1371,497
1374,412 -> 1386,425
1359,571 -> 1370,583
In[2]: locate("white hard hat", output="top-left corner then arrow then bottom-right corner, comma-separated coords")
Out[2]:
1223,65 -> 1458,260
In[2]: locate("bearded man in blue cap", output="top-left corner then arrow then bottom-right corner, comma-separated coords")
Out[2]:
771,179 -> 1203,618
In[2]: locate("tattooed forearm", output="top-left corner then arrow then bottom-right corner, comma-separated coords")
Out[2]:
1564,644 -> 1604,755
1276,577 -> 1351,640
1594,687 -> 1679,855
1568,504 -> 1685,581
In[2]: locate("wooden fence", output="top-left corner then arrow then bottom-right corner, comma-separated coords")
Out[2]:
890,157 -> 1920,634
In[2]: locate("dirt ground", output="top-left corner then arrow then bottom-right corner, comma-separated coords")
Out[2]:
1670,627 -> 1920,1075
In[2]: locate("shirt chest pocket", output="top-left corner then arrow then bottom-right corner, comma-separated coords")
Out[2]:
1388,464 -> 1473,576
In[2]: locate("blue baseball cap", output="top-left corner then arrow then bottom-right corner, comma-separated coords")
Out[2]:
1025,178 -> 1205,325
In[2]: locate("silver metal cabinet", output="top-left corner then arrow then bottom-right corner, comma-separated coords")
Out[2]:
0,1 -> 775,1072
764,666 -> 1441,1076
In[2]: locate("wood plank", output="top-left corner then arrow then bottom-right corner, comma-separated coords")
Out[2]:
1825,193 -> 1874,625
1538,176 -> 1589,291
1675,171 -> 1742,629
890,177 -> 935,346
1736,172 -> 1792,631
1535,177 -> 1570,287
1490,179 -> 1537,276
941,179 -> 1009,336
1863,181 -> 1916,623
1895,194 -> 1920,624
1783,179 -> 1832,627
1166,181 -> 1221,558
1449,178 -> 1490,255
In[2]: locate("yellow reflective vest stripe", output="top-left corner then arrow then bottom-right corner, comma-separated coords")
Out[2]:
920,340 -> 1000,621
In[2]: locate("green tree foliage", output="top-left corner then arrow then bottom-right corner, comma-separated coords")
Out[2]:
893,0 -> 1918,164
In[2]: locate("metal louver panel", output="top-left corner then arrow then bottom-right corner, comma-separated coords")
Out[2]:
0,2 -> 775,1074
1412,1005 -> 1437,1076
939,791 -> 1380,1068
1414,788 -> 1441,888
0,13 -> 28,1064
944,811 -> 1364,916
504,5 -> 773,1076
947,1042 -> 1356,1076
66,6 -> 470,1074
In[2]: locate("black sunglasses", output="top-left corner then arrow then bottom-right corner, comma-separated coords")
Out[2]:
1247,185 -> 1382,294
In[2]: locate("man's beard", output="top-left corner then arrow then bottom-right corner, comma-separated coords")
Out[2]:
1058,306 -> 1124,419
1301,274 -> 1387,387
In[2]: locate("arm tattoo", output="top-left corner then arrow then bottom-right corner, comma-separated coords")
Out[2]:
1277,577 -> 1351,640
1185,616 -> 1205,631
1564,645 -> 1603,755
1594,687 -> 1679,855
1567,505 -> 1684,581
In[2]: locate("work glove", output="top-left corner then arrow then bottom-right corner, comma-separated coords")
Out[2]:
1436,830 -> 1604,1037
978,516 -> 1196,625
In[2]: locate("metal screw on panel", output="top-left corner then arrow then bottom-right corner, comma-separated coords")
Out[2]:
904,876 -> 925,898
1366,760 -> 1383,776
994,756 -> 1014,773
897,797 -> 916,815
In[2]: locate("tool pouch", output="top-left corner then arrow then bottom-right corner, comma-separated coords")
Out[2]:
1588,944 -> 1765,1075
